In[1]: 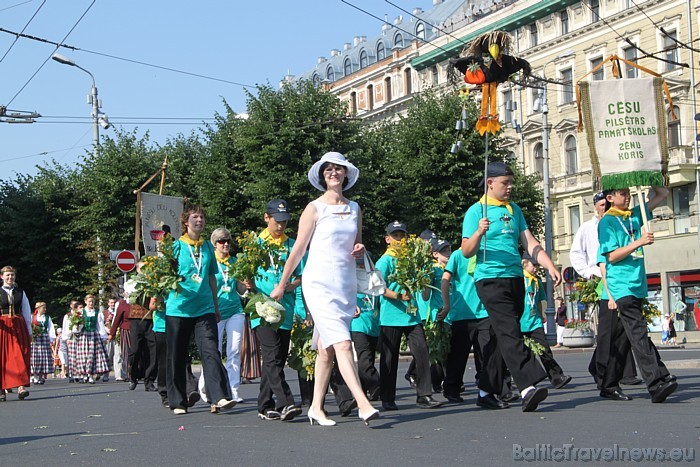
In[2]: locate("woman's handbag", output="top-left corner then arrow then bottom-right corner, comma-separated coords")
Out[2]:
356,252 -> 386,296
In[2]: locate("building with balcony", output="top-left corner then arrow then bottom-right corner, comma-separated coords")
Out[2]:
295,0 -> 700,332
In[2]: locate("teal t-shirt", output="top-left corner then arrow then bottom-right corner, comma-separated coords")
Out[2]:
351,294 -> 380,337
376,253 -> 422,327
214,255 -> 244,320
597,205 -> 650,300
462,201 -> 528,282
520,275 -> 546,332
444,250 -> 488,322
253,235 -> 301,330
152,309 -> 166,333
415,265 -> 443,322
166,239 -> 219,318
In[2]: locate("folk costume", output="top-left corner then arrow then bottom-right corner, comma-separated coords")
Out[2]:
0,284 -> 32,391
74,307 -> 109,380
30,311 -> 56,379
110,299 -> 131,381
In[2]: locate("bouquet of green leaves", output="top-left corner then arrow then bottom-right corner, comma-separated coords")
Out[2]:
641,298 -> 661,325
130,234 -> 181,304
68,309 -> 83,334
524,336 -> 545,356
243,293 -> 286,329
230,231 -> 286,282
288,318 -> 317,381
388,236 -> 438,315
424,317 -> 451,364
570,277 -> 601,306
32,323 -> 44,339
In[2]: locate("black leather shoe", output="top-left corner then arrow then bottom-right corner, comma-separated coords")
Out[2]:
404,374 -> 417,389
368,387 -> 380,401
416,396 -> 442,409
477,394 -> 509,409
339,399 -> 358,417
651,379 -> 678,403
18,390 -> 30,400
128,381 -> 137,390
620,376 -> 643,385
600,389 -> 633,401
186,391 -> 201,408
144,382 -> 157,392
443,393 -> 464,403
522,387 -> 548,412
500,392 -> 520,403
161,398 -> 170,408
382,401 -> 399,411
551,375 -> 572,390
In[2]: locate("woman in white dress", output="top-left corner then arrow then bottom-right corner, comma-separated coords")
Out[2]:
271,152 -> 379,426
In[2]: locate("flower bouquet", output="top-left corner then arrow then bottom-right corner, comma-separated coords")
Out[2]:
243,293 -> 286,330
387,235 -> 438,315
230,231 -> 286,282
288,318 -> 316,381
424,316 -> 451,364
130,234 -> 181,305
32,323 -> 44,339
68,310 -> 83,335
641,298 -> 661,325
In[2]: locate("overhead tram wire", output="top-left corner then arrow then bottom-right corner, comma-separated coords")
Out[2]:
0,27 -> 255,89
0,0 -> 46,65
0,144 -> 92,163
628,0 -> 700,54
0,0 -> 34,13
4,0 -> 97,107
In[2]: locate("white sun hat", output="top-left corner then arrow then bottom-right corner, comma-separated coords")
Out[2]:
307,151 -> 360,192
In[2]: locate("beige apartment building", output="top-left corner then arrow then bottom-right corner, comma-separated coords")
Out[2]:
297,0 -> 700,331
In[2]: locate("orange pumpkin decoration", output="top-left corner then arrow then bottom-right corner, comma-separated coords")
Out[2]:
464,62 -> 486,85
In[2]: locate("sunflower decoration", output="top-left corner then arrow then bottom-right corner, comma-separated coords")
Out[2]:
449,30 -> 531,135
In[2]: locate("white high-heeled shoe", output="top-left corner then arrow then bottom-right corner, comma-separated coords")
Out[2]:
359,408 -> 380,426
307,408 -> 336,426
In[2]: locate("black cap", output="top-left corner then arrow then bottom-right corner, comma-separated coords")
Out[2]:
386,220 -> 408,235
593,191 -> 606,204
419,229 -> 436,241
431,238 -> 450,253
480,161 -> 514,187
266,199 -> 291,222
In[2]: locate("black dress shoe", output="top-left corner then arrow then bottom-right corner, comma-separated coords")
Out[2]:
443,393 -> 464,403
404,374 -> 417,389
522,387 -> 548,412
477,394 -> 509,409
416,396 -> 442,409
651,379 -> 678,403
161,399 -> 170,408
600,389 -> 633,401
128,381 -> 137,390
620,376 -> 643,385
382,401 -> 399,411
551,374 -> 572,390
500,392 -> 520,403
186,391 -> 201,408
339,399 -> 358,417
18,390 -> 30,400
368,387 -> 380,401
144,382 -> 157,392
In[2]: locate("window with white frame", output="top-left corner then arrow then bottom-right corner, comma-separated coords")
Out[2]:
367,85 -> 374,111
416,22 -> 425,40
377,42 -> 386,61
394,33 -> 403,48
560,10 -> 569,34
344,58 -> 352,77
668,105 -> 681,147
565,135 -> 578,174
663,30 -> 679,72
624,47 -> 638,78
503,89 -> 513,124
359,50 -> 368,69
327,66 -> 335,81
534,143 -> 544,174
590,57 -> 604,80
560,68 -> 574,104
568,205 -> 581,234
590,0 -> 599,23
385,77 -> 392,103
404,68 -> 412,95
530,24 -> 538,47
432,66 -> 439,85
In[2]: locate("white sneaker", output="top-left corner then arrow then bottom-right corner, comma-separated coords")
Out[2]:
217,399 -> 237,410
173,408 -> 187,415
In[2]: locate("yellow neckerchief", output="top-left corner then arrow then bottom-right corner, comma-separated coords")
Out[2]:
604,207 -> 632,220
259,228 -> 288,246
215,252 -> 231,267
179,234 -> 204,252
479,195 -> 513,214
523,270 -> 539,292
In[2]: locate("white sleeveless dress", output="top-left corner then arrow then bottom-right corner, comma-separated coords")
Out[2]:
302,200 -> 359,349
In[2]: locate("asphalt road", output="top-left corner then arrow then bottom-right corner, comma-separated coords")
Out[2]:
1,348 -> 698,466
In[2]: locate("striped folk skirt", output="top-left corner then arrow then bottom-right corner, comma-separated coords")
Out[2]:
0,315 -> 31,389
31,334 -> 54,374
74,330 -> 109,375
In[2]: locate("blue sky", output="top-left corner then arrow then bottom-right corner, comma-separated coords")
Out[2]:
1,0 -> 437,178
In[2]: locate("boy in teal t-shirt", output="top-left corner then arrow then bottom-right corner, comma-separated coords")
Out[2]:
461,162 -> 561,412
520,258 -> 570,390
376,221 -> 441,410
596,186 -> 676,403
350,292 -> 381,402
440,247 -> 506,408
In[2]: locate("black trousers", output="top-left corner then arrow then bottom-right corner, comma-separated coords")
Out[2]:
379,324 -> 432,401
255,326 -> 294,412
352,331 -> 379,395
476,278 -> 547,390
443,317 -> 504,396
166,314 -> 231,410
128,318 -> 157,384
522,327 -> 564,381
406,356 -> 445,390
155,331 -> 198,402
589,300 -> 638,389
598,296 -> 670,393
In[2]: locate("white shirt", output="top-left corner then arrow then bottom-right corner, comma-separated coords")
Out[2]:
569,215 -> 602,279
2,285 -> 32,336
35,314 -> 57,343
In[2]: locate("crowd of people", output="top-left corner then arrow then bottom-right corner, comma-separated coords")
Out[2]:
0,153 -> 678,419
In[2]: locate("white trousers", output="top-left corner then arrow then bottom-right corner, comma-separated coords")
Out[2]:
556,324 -> 565,345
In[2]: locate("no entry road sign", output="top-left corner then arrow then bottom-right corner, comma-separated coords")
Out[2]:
115,250 -> 137,273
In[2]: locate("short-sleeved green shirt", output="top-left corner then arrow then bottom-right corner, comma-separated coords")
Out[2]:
462,201 -> 528,281
598,206 -> 649,300
214,256 -> 244,320
520,275 -> 545,332
444,250 -> 488,322
166,239 -> 219,318
376,253 -> 422,327
351,294 -> 380,337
